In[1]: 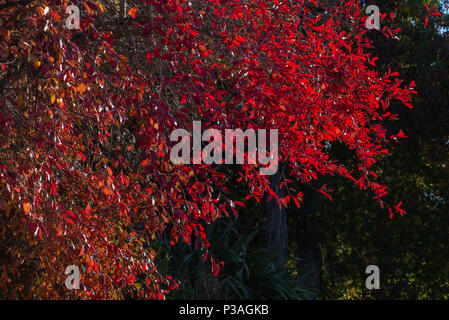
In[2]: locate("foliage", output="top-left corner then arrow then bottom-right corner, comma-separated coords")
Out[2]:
0,0 -> 415,298
316,0 -> 449,299
160,219 -> 315,300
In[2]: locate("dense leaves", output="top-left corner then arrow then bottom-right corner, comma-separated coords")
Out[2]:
0,0 -> 415,298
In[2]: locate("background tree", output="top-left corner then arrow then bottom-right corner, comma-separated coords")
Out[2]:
314,0 -> 449,299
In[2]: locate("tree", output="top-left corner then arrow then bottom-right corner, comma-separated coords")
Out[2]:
0,0 -> 415,299
316,0 -> 449,299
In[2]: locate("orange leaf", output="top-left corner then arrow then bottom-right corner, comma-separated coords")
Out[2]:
23,202 -> 31,214
76,83 -> 87,92
56,222 -> 63,237
102,186 -> 112,196
198,45 -> 209,57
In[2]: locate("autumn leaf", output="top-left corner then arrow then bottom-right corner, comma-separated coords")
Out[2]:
128,7 -> 138,19
23,202 -> 31,214
33,59 -> 41,70
198,45 -> 209,57
0,28 -> 10,42
85,203 -> 91,215
51,183 -> 57,196
76,83 -> 87,92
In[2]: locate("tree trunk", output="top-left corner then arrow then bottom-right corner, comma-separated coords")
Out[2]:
265,165 -> 288,271
296,188 -> 323,295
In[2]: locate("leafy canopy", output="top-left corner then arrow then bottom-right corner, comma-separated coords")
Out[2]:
0,0 -> 414,298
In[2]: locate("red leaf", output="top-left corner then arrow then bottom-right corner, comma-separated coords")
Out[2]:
51,183 -> 57,196
128,7 -> 138,19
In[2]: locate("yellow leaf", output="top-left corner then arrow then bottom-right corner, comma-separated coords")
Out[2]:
50,91 -> 56,104
95,1 -> 105,13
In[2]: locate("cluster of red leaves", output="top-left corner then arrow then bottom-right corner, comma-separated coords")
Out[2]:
424,4 -> 443,27
0,0 -> 415,299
